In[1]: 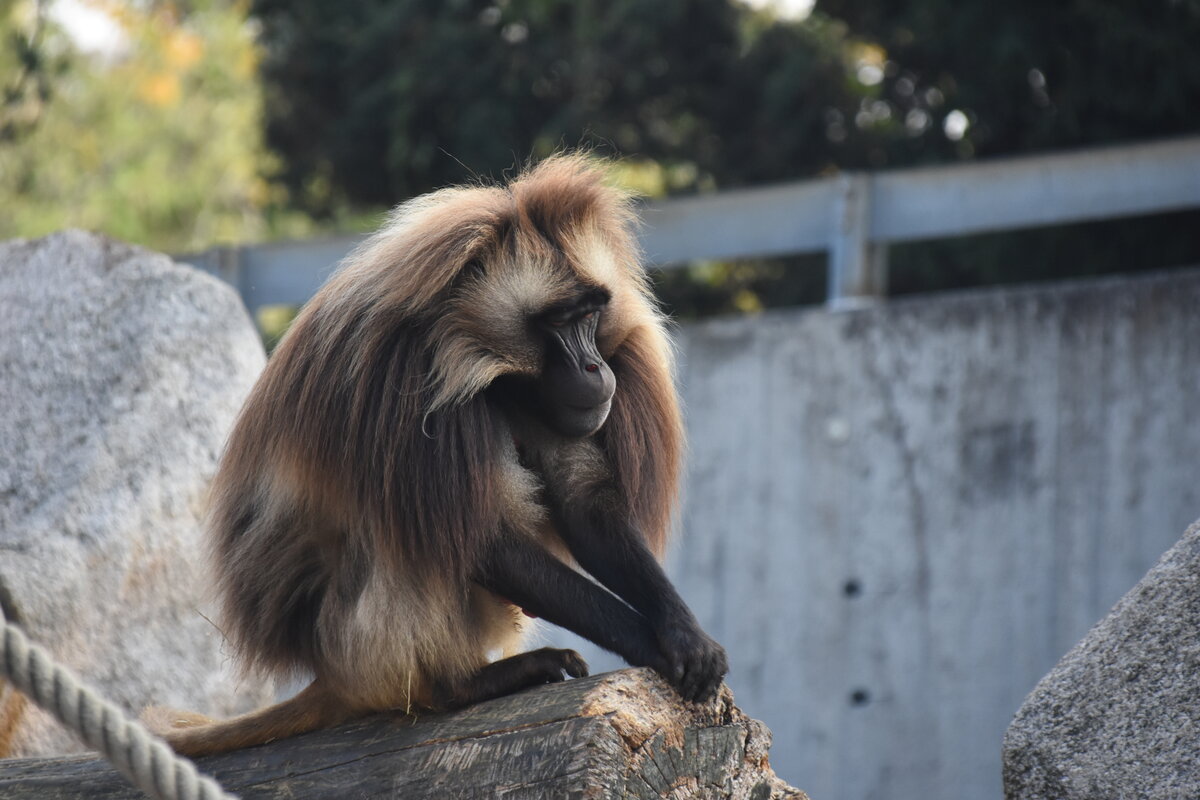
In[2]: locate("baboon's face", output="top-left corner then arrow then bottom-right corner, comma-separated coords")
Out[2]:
529,287 -> 615,438
436,227 -> 626,438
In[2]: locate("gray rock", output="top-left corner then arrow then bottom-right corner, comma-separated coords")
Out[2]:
0,230 -> 273,756
1003,518 -> 1200,799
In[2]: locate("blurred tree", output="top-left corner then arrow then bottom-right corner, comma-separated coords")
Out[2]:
1,0 -> 66,143
10,0 -> 1189,306
249,0 -> 869,311
254,0 -> 1200,313
251,0 -> 744,215
809,0 -> 1200,296
817,0 -> 1200,158
0,0 -> 297,252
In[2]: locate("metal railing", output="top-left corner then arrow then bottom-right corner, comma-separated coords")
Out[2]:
185,136 -> 1200,310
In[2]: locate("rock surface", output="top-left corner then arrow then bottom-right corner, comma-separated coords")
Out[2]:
1003,518 -> 1200,799
0,230 -> 273,756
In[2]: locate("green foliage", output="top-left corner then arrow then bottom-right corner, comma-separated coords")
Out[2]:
246,0 -> 969,206
0,0 -> 291,252
813,0 -> 1200,298
1,1 -> 67,143
251,0 -> 1200,314
255,302 -> 298,351
251,0 -> 749,214
818,0 -> 1200,158
654,255 -> 827,320
5,0 -> 1198,308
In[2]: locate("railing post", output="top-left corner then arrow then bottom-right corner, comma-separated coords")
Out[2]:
215,245 -> 242,295
177,245 -> 245,303
827,172 -> 888,308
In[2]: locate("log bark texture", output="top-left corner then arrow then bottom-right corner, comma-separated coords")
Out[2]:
0,669 -> 806,800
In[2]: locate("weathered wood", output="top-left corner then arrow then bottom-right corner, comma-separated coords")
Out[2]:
0,669 -> 805,800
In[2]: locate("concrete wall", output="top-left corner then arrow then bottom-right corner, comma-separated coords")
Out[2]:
552,267 -> 1200,800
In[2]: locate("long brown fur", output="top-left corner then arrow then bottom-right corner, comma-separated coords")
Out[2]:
0,683 -> 27,758
154,155 -> 684,756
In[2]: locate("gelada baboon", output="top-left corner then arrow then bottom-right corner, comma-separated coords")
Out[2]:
152,155 -> 727,756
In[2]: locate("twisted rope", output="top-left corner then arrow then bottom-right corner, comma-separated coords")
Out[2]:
0,607 -> 236,800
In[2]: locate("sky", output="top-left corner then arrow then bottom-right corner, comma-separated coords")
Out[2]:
47,0 -> 126,56
739,0 -> 815,19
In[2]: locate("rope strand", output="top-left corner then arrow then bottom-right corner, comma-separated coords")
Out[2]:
0,608 -> 236,800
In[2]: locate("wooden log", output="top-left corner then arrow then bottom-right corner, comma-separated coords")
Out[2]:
0,669 -> 806,799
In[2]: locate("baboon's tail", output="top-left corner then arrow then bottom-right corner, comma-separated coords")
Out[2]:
145,682 -> 350,757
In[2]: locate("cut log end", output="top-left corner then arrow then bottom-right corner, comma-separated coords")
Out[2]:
0,668 -> 807,800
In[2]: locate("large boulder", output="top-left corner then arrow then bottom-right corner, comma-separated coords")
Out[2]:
1003,518 -> 1200,799
0,230 -> 273,756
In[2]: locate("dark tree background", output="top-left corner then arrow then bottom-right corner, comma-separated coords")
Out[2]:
251,0 -> 1200,314
815,0 -> 1200,299
252,0 -> 743,211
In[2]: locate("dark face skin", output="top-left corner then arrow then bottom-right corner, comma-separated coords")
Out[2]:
535,290 -> 615,438
476,287 -> 729,706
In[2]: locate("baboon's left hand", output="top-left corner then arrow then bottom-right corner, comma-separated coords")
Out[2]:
655,623 -> 728,703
